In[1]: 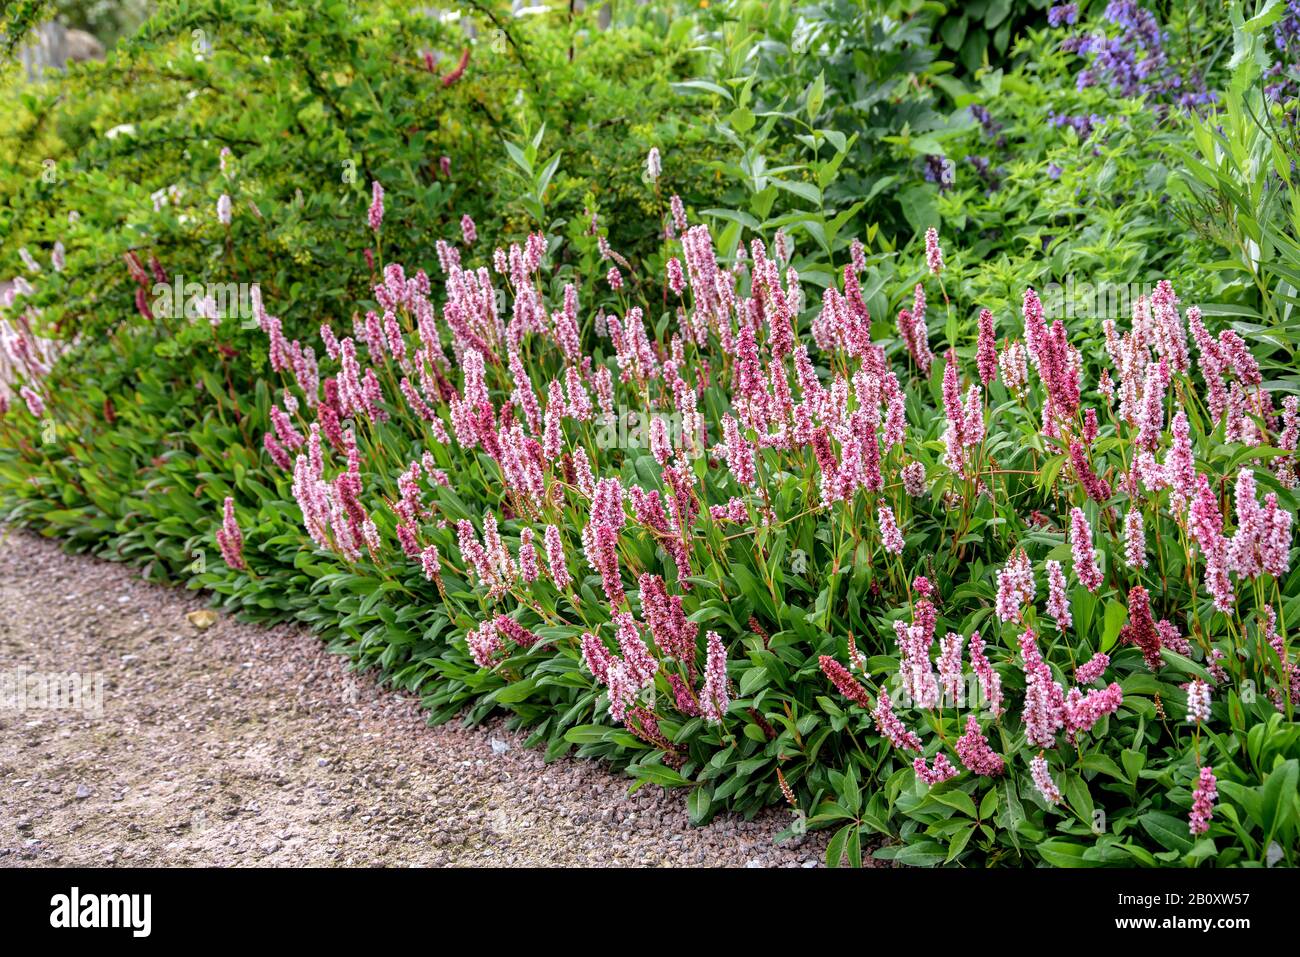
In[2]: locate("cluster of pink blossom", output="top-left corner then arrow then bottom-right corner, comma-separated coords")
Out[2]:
995,549 -> 1035,623
1020,630 -> 1067,749
872,690 -> 922,752
190,171 -> 1300,829
1069,507 -> 1103,592
924,227 -> 944,276
818,655 -> 872,708
940,351 -> 984,480
893,598 -> 940,708
1030,754 -> 1062,805
580,619 -> 657,723
1074,652 -> 1110,685
914,752 -> 958,786
215,497 -> 246,572
1188,306 -> 1270,446
895,285 -> 934,375
955,717 -> 1005,776
1020,629 -> 1122,748
1261,604 -> 1300,708
1045,559 -> 1071,630
1186,678 -> 1212,725
1022,288 -> 1080,433
967,632 -> 1004,717
1227,469 -> 1292,580
1188,765 -> 1217,835
1189,473 -> 1234,611
1121,585 -> 1165,672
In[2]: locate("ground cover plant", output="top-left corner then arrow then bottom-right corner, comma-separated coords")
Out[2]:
1,0 -> 1298,867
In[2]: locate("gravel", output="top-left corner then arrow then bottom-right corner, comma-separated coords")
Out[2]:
0,529 -> 829,867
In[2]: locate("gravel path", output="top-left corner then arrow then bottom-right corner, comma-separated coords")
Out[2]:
0,529 -> 826,867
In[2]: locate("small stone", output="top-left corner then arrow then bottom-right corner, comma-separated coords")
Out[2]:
75,784 -> 92,800
490,739 -> 510,755
186,609 -> 217,630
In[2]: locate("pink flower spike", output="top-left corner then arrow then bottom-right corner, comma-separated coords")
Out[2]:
1074,652 -> 1110,685
995,549 -> 1035,623
1045,559 -> 1071,631
543,524 -> 572,590
818,656 -> 872,708
872,689 -> 922,752
701,630 -> 730,723
976,308 -> 997,386
1123,504 -> 1146,569
924,227 -> 944,276
1069,507 -> 1103,592
1189,765 -> 1217,835
878,503 -> 905,555
968,633 -> 1004,717
19,386 -> 45,418
1030,755 -> 1063,805
1186,678 -> 1211,725
955,716 -> 1005,776
368,180 -> 384,232
914,753 -> 958,786
216,496 -> 247,571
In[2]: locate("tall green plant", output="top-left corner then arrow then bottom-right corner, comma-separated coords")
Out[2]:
1170,0 -> 1300,371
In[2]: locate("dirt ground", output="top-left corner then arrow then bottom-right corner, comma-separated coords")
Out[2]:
0,529 -> 827,867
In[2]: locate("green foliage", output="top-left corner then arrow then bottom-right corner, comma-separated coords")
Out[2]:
1169,0 -> 1300,358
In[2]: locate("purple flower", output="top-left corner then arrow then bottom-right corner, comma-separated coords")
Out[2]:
1048,3 -> 1078,28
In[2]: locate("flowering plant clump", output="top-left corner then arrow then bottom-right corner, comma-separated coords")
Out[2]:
32,145 -> 1280,867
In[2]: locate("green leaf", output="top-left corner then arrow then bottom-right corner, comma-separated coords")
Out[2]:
805,71 -> 826,122
1262,759 -> 1299,840
629,763 -> 693,788
773,178 -> 820,206
946,824 -> 976,863
1036,840 -> 1103,868
898,185 -> 940,233
932,788 -> 978,819
727,106 -> 755,134
491,677 -> 538,703
1140,811 -> 1194,854
826,823 -> 851,868
892,841 -> 947,867
1101,598 -> 1128,652
687,786 -> 712,825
